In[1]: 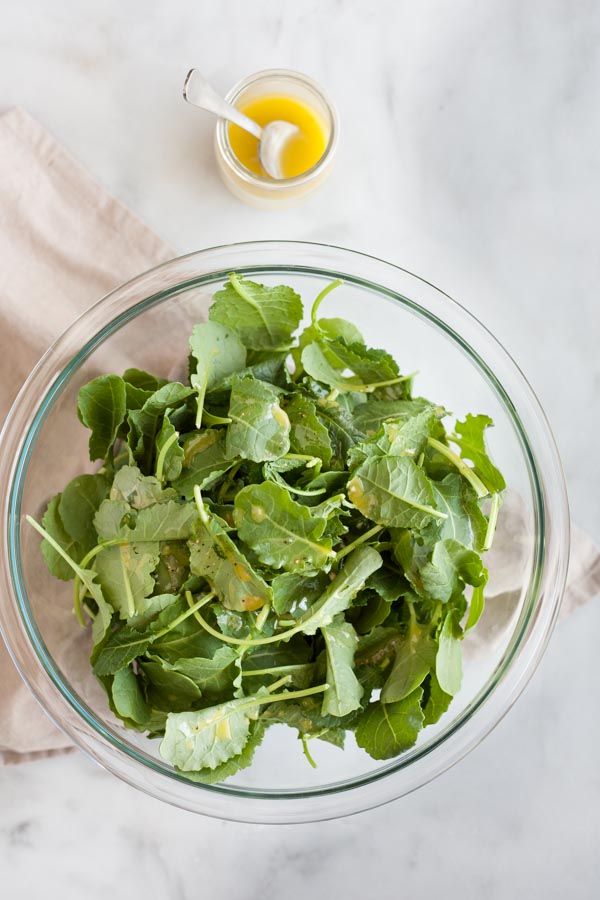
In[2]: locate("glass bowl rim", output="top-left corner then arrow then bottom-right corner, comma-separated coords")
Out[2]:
0,240 -> 570,823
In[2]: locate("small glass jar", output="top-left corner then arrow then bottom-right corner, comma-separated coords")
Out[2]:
214,69 -> 339,208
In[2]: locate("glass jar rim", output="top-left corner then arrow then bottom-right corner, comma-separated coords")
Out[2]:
215,68 -> 339,189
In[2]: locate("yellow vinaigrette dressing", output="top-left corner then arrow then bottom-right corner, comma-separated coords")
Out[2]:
228,94 -> 327,179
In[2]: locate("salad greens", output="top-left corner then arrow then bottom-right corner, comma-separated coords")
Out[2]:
28,273 -> 504,783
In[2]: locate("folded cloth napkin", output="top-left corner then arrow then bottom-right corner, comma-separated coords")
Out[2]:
1,107 -> 599,763
0,107 -> 173,762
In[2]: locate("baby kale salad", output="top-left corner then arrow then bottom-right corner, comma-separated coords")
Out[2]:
29,274 -> 505,783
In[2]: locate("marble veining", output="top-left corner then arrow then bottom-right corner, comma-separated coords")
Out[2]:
1,0 -> 599,896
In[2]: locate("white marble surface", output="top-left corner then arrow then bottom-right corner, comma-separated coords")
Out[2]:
1,0 -> 600,896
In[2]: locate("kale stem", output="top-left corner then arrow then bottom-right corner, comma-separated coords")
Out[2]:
335,524 -> 384,561
284,453 -> 320,464
191,609 -> 289,647
193,484 -> 210,525
120,555 -> 135,619
205,682 -> 328,724
155,591 -> 215,638
194,376 -> 208,429
202,410 -> 232,426
274,481 -> 327,498
239,683 -> 328,716
73,581 -> 87,628
243,664 -> 308,677
190,546 -> 376,646
310,279 -> 343,328
255,602 -> 271,632
79,540 -> 121,569
266,683 -> 328,702
265,674 -> 292,693
358,372 -> 417,393
483,492 -> 501,551
155,429 -> 180,483
192,593 -> 333,646
183,588 -> 216,627
26,516 -> 99,627
301,735 -> 318,769
27,515 -> 82,575
427,437 -> 489,499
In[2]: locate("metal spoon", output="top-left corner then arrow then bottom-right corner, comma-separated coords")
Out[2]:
183,69 -> 298,180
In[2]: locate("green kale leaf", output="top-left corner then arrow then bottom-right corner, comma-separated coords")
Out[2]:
233,482 -> 334,573
225,375 -> 290,462
95,541 -> 159,619
127,382 -> 195,472
188,321 -> 246,426
436,609 -> 463,696
321,616 -> 364,717
355,688 -> 424,759
189,511 -> 272,611
452,414 -> 506,493
77,374 -> 127,461
380,620 -> 437,703
111,666 -> 150,726
421,672 -> 453,726
408,538 -> 487,603
173,430 -> 235,499
209,273 -> 303,350
159,690 -> 271,771
292,546 -> 382,636
284,392 -> 332,466
140,657 -> 203,711
347,456 -> 444,530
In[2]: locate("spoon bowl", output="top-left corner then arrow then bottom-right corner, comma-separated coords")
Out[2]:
183,68 -> 298,180
256,120 -> 299,179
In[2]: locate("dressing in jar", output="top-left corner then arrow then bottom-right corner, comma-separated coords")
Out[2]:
214,69 -> 338,207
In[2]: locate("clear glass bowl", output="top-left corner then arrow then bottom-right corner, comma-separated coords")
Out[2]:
0,242 -> 569,823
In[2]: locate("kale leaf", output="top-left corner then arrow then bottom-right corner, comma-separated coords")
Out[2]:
209,274 -> 303,350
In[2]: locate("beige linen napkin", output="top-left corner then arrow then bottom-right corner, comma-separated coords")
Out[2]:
1,107 -> 599,763
0,107 -> 173,762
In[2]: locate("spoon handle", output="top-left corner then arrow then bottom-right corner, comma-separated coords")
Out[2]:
183,69 -> 262,140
